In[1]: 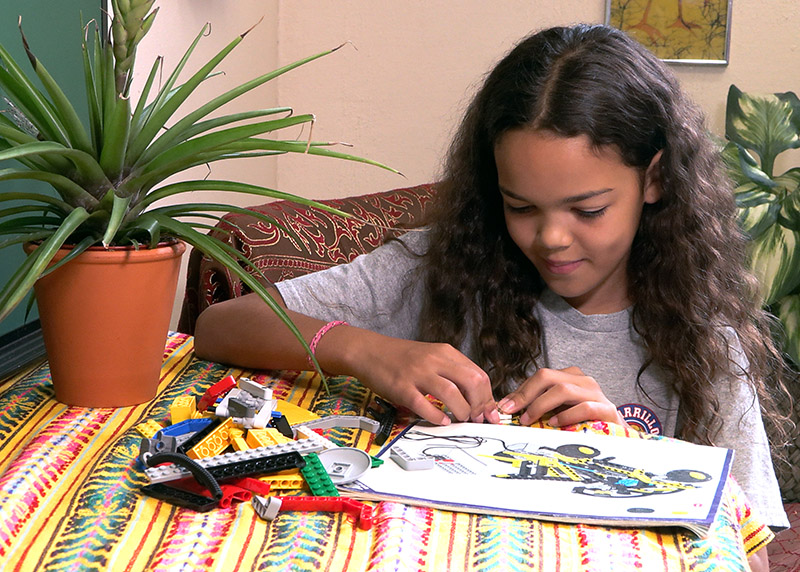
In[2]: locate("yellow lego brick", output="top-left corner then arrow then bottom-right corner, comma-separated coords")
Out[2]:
246,428 -> 293,449
228,427 -> 248,451
231,436 -> 250,451
187,417 -> 235,459
274,399 -> 320,425
135,419 -> 164,439
259,469 -> 305,491
170,395 -> 197,424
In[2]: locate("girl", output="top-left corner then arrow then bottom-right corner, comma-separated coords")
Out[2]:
195,24 -> 789,564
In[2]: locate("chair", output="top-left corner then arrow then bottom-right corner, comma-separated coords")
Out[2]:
178,183 -> 436,334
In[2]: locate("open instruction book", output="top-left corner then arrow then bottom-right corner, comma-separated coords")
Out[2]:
339,423 -> 733,537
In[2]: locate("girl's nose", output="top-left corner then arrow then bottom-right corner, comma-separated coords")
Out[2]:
537,218 -> 571,251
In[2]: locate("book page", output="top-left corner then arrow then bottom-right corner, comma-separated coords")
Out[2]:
342,423 -> 732,531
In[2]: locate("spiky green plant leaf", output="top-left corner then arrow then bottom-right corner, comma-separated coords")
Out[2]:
0,4 -> 397,383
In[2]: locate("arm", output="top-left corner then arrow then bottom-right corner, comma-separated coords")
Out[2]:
194,290 -> 499,425
748,547 -> 769,572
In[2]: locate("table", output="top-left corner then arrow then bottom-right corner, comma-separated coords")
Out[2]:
0,332 -> 771,571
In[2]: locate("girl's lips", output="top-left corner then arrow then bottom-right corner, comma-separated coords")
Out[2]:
543,258 -> 583,275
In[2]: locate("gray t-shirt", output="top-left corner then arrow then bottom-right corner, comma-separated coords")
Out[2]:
276,229 -> 789,529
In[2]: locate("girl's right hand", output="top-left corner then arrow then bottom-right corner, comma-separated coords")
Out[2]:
331,332 -> 500,426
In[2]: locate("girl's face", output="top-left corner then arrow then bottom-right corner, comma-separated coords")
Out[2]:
494,129 -> 660,314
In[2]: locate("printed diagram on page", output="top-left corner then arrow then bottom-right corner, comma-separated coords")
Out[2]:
342,423 -> 732,530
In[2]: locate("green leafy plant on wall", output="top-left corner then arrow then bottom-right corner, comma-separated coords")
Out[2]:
723,84 -> 800,363
0,1 -> 392,377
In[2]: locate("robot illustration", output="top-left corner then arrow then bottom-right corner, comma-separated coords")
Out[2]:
485,443 -> 712,498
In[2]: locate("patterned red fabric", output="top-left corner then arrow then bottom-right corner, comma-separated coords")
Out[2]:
768,503 -> 800,572
178,184 -> 436,334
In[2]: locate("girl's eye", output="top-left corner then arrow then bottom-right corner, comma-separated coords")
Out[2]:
504,203 -> 534,214
575,207 -> 607,219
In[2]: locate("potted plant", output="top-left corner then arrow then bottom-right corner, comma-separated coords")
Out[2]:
723,84 -> 800,364
0,0 -> 392,406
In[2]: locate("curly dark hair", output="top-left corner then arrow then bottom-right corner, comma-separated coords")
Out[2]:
419,24 -> 790,448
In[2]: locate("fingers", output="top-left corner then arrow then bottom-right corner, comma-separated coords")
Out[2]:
431,348 -> 497,423
358,339 -> 497,426
497,367 -> 619,427
546,401 -> 624,428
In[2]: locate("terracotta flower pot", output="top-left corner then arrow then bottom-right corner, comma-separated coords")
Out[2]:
25,241 -> 186,407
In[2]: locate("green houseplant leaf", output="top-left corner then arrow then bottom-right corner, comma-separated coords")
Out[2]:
724,84 -> 800,362
0,2 -> 397,388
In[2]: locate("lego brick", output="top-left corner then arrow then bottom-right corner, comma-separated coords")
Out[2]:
269,413 -> 293,438
135,419 -> 164,439
300,453 -> 339,497
198,375 -> 237,412
294,426 -> 339,451
229,427 -> 249,451
162,417 -> 213,436
187,417 -> 236,460
170,395 -> 197,424
204,451 -> 305,481
258,470 -> 305,491
139,435 -> 180,460
275,495 -> 374,530
366,397 -> 396,446
177,417 -> 223,454
252,495 -> 282,520
145,439 -> 325,484
317,447 -> 372,484
141,482 -> 219,512
231,436 -> 250,452
295,415 -> 380,434
246,428 -> 293,449
274,399 -> 320,425
228,477 -> 272,497
238,377 -> 273,400
389,445 -> 434,471
216,388 -> 276,429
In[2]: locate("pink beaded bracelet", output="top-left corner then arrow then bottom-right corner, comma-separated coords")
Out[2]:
307,320 -> 349,369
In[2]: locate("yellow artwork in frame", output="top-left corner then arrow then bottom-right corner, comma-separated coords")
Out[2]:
606,0 -> 732,65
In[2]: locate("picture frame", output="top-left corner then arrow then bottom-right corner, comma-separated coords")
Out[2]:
605,0 -> 732,65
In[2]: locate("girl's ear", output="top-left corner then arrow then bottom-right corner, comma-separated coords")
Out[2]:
643,150 -> 663,204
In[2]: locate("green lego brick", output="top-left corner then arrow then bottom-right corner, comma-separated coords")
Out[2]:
300,453 -> 339,497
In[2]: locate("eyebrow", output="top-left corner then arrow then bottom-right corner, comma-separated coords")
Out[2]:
498,185 -> 613,205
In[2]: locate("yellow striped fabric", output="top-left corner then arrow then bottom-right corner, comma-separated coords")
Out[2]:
0,333 -> 771,571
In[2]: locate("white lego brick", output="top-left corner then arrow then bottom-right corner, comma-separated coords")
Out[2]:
252,495 -> 282,520
293,426 -> 340,451
390,445 -> 434,471
239,377 -> 273,401
294,415 -> 380,434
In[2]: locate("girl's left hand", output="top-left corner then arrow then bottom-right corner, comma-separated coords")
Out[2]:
496,366 -> 628,428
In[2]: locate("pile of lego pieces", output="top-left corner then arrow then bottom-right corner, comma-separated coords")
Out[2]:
135,375 -> 391,530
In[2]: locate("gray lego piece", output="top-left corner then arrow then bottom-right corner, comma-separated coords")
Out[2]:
293,426 -> 340,451
389,445 -> 434,471
252,495 -> 282,520
293,415 -> 380,434
238,377 -> 273,400
144,438 -> 324,483
317,447 -> 372,484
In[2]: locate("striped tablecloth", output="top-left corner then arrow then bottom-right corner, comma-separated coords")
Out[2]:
0,332 -> 771,571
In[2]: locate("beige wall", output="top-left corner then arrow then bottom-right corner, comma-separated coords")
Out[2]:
134,1 -> 800,327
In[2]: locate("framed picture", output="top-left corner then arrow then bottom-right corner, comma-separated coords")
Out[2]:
606,0 -> 732,65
